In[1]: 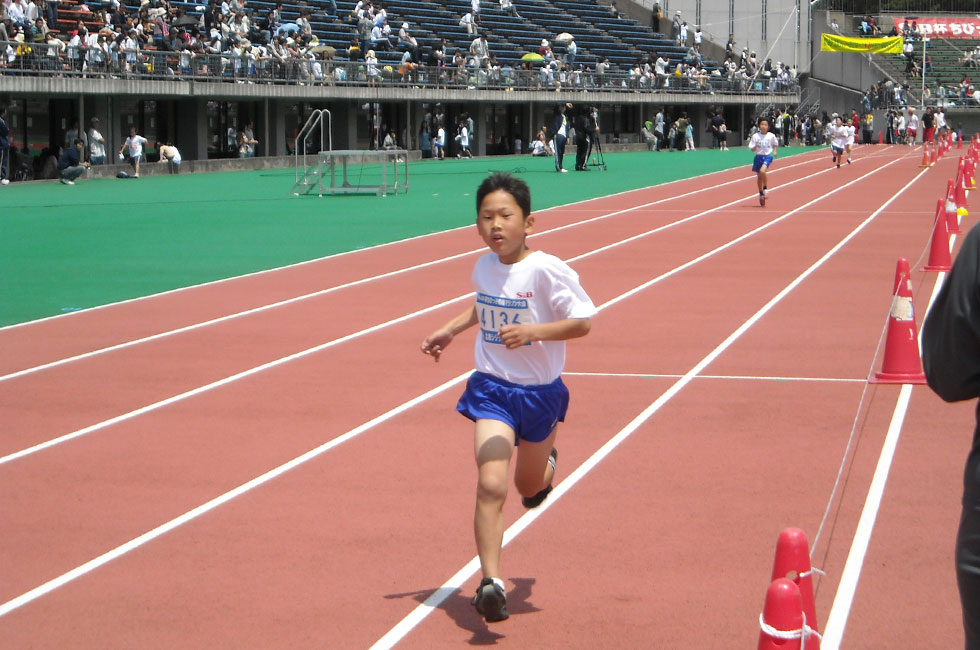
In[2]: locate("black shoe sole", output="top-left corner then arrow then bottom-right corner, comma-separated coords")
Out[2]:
472,582 -> 509,622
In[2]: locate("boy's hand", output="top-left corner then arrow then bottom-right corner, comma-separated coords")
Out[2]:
498,324 -> 535,349
421,329 -> 453,361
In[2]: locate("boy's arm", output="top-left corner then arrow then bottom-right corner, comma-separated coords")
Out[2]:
498,317 -> 591,350
421,304 -> 478,361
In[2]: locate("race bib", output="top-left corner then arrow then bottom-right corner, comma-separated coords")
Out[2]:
477,293 -> 530,345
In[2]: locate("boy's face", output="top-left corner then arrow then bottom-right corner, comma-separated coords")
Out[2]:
477,189 -> 533,265
759,120 -> 768,133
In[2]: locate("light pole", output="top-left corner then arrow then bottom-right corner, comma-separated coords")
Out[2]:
921,36 -> 929,112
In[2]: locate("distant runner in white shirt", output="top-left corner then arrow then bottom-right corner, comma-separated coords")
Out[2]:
844,118 -> 856,164
749,117 -> 779,206
829,115 -> 848,168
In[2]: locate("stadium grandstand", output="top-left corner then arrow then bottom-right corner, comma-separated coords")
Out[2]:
3,0 -> 980,179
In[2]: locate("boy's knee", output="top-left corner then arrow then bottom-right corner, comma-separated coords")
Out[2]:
477,473 -> 509,502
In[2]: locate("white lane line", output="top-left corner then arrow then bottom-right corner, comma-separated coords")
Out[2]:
564,372 -> 867,383
0,371 -> 472,619
0,153 -> 840,382
819,384 -> 913,650
820,260 -> 950,649
0,150 -> 909,618
369,152 -> 921,650
0,153 -> 909,465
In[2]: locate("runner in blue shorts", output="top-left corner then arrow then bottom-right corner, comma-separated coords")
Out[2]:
421,172 -> 596,623
749,117 -> 779,206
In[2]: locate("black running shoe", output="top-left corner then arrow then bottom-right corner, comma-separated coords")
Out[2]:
522,448 -> 558,508
472,578 -> 509,622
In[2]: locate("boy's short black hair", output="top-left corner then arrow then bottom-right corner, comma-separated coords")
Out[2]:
476,172 -> 531,219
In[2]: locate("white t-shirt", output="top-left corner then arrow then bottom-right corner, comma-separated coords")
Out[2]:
125,135 -> 147,157
845,124 -> 856,145
936,111 -> 947,129
163,146 -> 182,164
749,131 -> 778,156
471,250 -> 597,385
88,127 -> 105,158
908,114 -> 920,131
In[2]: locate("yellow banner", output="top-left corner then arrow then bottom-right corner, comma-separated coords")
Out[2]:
821,34 -> 904,54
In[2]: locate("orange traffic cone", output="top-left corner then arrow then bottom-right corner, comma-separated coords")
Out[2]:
758,578 -> 818,650
946,181 -> 962,235
871,258 -> 927,384
923,199 -> 952,272
931,144 -> 939,165
770,528 -> 821,648
878,130 -> 884,145
920,143 -> 932,167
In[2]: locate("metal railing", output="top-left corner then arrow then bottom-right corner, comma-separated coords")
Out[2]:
0,40 -> 800,96
294,108 -> 331,184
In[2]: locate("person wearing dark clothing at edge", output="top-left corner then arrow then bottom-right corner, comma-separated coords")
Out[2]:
923,222 -> 980,650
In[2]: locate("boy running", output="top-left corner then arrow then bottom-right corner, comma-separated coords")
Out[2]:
749,117 -> 778,206
420,172 -> 596,623
829,115 -> 847,169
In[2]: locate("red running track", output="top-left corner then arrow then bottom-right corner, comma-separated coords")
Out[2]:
0,145 -> 972,648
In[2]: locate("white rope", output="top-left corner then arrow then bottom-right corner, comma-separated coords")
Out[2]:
759,611 -> 823,648
798,566 -> 826,580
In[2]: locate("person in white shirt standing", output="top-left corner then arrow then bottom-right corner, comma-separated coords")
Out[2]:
935,106 -> 948,140
87,117 -> 106,165
907,107 -> 920,145
749,117 -> 779,206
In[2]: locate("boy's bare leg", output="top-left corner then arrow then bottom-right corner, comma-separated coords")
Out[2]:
513,427 -> 557,499
474,419 -> 516,579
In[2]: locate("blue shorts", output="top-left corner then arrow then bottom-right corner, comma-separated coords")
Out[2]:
752,154 -> 773,172
831,145 -> 844,155
456,371 -> 569,444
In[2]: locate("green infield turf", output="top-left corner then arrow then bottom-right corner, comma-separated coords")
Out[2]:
0,147 -> 819,326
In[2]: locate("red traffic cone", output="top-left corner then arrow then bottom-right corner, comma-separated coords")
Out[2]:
956,174 -> 970,217
923,199 -> 952,272
878,130 -> 884,145
871,258 -> 927,384
758,578 -> 817,650
931,144 -> 939,165
770,528 -> 820,648
959,134 -> 965,149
